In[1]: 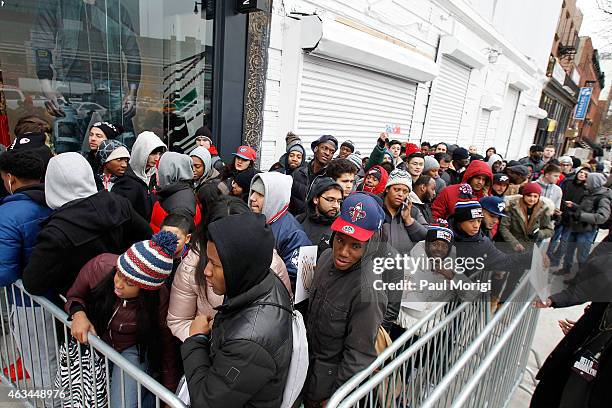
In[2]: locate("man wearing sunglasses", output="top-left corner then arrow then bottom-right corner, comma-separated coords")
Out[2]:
297,177 -> 343,254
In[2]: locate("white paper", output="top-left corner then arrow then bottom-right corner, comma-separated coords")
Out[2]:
529,239 -> 551,301
294,246 -> 318,304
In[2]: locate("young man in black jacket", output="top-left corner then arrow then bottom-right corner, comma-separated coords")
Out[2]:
304,192 -> 400,407
182,213 -> 292,407
22,153 -> 152,296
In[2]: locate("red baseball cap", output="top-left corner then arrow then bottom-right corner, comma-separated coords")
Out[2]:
232,145 -> 257,161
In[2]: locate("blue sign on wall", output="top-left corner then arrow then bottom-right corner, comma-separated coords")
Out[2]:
574,87 -> 593,120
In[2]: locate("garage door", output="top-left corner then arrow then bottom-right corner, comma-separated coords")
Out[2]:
423,55 -> 471,145
295,55 -> 418,158
473,109 -> 491,152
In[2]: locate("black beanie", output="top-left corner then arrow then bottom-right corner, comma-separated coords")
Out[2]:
234,167 -> 257,191
92,122 -> 120,139
340,140 -> 355,153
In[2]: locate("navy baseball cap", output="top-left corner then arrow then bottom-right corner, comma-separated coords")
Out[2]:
331,192 -> 384,241
479,196 -> 508,217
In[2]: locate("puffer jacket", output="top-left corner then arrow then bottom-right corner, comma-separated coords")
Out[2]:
432,160 -> 493,220
150,182 -> 201,233
304,239 -> 392,404
568,173 -> 612,233
0,185 -> 52,289
499,195 -> 555,249
65,253 -> 178,392
167,247 -> 292,342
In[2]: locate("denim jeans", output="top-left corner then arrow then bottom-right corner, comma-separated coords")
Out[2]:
562,229 -> 598,270
109,345 -> 154,408
547,224 -> 564,258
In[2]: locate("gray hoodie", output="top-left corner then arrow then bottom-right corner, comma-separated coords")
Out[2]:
190,146 -> 220,188
487,154 -> 503,170
570,172 -> 612,232
130,131 -> 165,186
536,176 -> 563,210
157,152 -> 194,188
253,172 -> 293,223
45,153 -> 98,210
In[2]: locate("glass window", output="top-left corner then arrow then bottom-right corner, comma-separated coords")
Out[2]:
1,0 -> 214,153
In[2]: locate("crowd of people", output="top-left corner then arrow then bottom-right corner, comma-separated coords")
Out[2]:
1,114 -> 612,407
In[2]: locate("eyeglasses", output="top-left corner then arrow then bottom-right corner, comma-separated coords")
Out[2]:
320,196 -> 343,205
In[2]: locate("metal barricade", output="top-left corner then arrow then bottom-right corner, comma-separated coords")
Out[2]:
0,280 -> 187,408
328,275 -> 537,408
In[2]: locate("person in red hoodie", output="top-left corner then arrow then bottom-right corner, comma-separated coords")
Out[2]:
431,159 -> 493,220
358,165 -> 389,196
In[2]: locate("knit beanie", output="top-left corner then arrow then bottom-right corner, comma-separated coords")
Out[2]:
311,135 -> 338,152
116,231 -> 178,290
346,153 -> 362,171
522,182 -> 542,196
454,200 -> 484,223
386,169 -> 412,190
251,177 -> 265,196
234,167 -> 257,191
92,122 -> 120,140
423,156 -> 440,173
558,156 -> 572,165
452,147 -> 469,161
287,141 -> 305,156
96,140 -> 129,170
405,143 -> 420,157
426,225 -> 454,244
340,140 -> 355,153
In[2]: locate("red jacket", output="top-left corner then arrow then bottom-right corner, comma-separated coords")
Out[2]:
65,253 -> 179,392
150,201 -> 202,233
431,160 -> 493,220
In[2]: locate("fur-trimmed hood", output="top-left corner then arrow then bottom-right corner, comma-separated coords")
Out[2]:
504,194 -> 555,217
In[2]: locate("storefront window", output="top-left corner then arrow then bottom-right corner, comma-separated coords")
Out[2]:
0,0 -> 214,152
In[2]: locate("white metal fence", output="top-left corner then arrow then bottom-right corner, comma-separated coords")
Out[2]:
327,274 -> 538,408
0,280 -> 187,408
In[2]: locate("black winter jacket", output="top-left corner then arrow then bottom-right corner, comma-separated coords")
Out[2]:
156,181 -> 197,218
532,302 -> 612,408
112,166 -> 156,221
290,161 -> 327,215
560,176 -> 587,227
181,272 -> 293,408
304,242 -> 392,404
22,191 -> 152,296
296,211 -> 334,248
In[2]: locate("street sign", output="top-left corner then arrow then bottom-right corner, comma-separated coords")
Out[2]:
574,87 -> 592,120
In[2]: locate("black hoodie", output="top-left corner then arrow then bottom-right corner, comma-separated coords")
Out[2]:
296,177 -> 340,250
181,213 -> 292,407
23,190 -> 152,296
112,166 -> 156,220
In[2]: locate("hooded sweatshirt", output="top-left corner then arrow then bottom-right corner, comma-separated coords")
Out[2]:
23,155 -> 152,296
45,153 -> 98,210
130,131 -> 165,187
536,176 -> 563,209
360,165 -> 389,196
487,154 -> 503,170
295,177 -> 340,248
151,152 -> 200,232
250,172 -> 312,287
270,141 -> 307,175
190,146 -> 220,191
431,160 -> 493,220
569,172 -> 612,232
182,213 -> 292,407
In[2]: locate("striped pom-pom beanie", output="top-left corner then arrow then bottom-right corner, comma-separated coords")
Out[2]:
117,231 -> 178,290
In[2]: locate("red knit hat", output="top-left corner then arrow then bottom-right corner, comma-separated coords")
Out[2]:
405,143 -> 420,156
522,182 -> 542,196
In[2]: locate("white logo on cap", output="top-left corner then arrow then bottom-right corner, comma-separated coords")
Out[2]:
239,147 -> 248,153
342,225 -> 355,234
471,208 -> 483,218
436,230 -> 452,241
19,138 -> 30,144
497,202 -> 506,212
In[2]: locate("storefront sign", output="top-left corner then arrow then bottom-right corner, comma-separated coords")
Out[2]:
574,87 -> 592,120
552,59 -> 566,84
235,0 -> 266,13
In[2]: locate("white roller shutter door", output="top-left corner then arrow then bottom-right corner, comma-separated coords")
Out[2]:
497,87 -> 521,157
296,55 -> 418,157
473,109 -> 491,152
423,56 -> 471,145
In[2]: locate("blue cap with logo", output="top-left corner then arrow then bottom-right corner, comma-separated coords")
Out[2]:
479,196 -> 508,218
331,192 -> 385,242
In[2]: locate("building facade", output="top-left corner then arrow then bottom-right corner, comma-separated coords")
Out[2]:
259,0 -> 561,169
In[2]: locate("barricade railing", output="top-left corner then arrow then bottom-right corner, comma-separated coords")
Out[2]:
0,280 -> 187,408
327,274 -> 537,408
